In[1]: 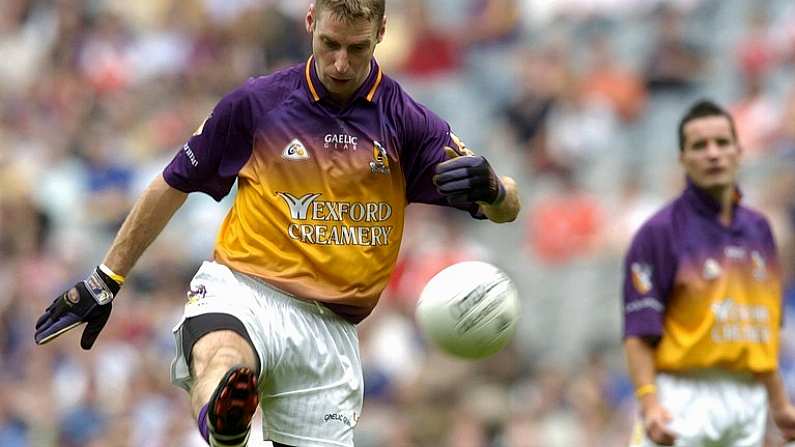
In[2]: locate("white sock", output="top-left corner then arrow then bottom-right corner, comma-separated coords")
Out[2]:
209,429 -> 250,447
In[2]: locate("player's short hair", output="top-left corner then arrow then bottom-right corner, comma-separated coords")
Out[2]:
316,0 -> 385,26
677,99 -> 738,151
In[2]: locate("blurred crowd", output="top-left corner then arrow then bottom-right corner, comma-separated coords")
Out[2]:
2,0 -> 795,445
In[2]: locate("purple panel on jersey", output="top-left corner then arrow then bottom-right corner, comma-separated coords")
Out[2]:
163,82 -> 256,201
306,58 -> 477,214
381,81 -> 481,216
393,95 -> 453,204
164,58 -> 479,215
622,210 -> 677,338
622,179 -> 779,338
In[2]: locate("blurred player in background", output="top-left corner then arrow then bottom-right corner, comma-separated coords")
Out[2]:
32,1 -> 520,446
622,99 -> 795,446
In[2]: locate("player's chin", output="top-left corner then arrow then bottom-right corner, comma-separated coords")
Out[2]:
695,175 -> 733,190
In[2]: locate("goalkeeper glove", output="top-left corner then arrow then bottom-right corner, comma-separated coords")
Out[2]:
433,151 -> 505,207
34,266 -> 122,350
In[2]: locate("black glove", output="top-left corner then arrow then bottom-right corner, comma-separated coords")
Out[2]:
34,267 -> 121,350
433,152 -> 505,207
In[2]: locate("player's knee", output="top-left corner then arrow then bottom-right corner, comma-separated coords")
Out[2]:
191,330 -> 256,376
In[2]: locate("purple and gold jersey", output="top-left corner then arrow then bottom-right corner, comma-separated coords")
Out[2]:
622,180 -> 781,373
163,58 -> 476,323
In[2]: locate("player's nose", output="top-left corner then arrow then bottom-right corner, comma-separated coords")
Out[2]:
705,141 -> 722,158
334,53 -> 350,74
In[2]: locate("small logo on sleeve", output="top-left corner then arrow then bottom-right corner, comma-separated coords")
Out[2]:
182,144 -> 199,167
630,262 -> 653,294
625,297 -> 663,314
282,139 -> 310,160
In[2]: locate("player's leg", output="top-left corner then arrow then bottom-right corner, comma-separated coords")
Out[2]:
185,314 -> 260,447
255,295 -> 362,447
170,262 -> 275,446
189,328 -> 258,418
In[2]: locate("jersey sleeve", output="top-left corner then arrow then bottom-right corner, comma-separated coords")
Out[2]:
163,82 -> 255,201
622,221 -> 677,339
759,217 -> 784,327
760,217 -> 780,268
396,94 -> 481,217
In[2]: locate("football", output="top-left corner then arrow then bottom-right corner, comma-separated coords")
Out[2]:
415,261 -> 520,359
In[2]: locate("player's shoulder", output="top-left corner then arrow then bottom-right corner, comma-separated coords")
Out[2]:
736,203 -> 775,237
376,73 -> 421,110
376,72 -> 402,98
209,64 -> 305,124
736,203 -> 771,225
239,63 -> 304,104
377,72 -> 444,131
625,201 -> 679,257
636,199 -> 678,236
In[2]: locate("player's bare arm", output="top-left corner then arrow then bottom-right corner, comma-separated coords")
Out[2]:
34,173 -> 188,349
480,176 -> 519,223
103,173 -> 188,275
754,370 -> 795,440
433,146 -> 519,223
624,336 -> 677,446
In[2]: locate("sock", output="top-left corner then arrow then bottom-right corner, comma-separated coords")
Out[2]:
210,430 -> 251,447
198,402 -> 249,446
198,403 -> 210,444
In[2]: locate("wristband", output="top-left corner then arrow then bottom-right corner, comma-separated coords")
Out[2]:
491,178 -> 506,206
635,384 -> 657,399
99,264 -> 126,285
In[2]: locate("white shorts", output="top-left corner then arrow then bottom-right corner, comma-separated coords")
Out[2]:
629,371 -> 767,447
170,261 -> 363,447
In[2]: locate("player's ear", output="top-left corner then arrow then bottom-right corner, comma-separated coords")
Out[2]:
376,16 -> 386,43
306,4 -> 316,34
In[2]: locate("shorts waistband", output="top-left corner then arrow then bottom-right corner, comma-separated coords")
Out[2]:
230,268 -> 331,317
659,369 -> 756,383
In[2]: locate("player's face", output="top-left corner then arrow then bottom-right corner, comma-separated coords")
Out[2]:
306,5 -> 385,104
679,115 -> 741,192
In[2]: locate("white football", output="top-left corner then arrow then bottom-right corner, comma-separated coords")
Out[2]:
416,261 -> 520,359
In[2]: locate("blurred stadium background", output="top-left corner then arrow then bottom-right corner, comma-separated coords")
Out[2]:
2,0 -> 795,445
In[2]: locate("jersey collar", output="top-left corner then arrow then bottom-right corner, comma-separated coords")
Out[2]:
304,56 -> 383,104
683,177 -> 742,219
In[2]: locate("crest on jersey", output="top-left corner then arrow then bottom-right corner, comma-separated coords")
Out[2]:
630,262 -> 653,295
282,139 -> 310,160
703,258 -> 722,280
370,141 -> 390,175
